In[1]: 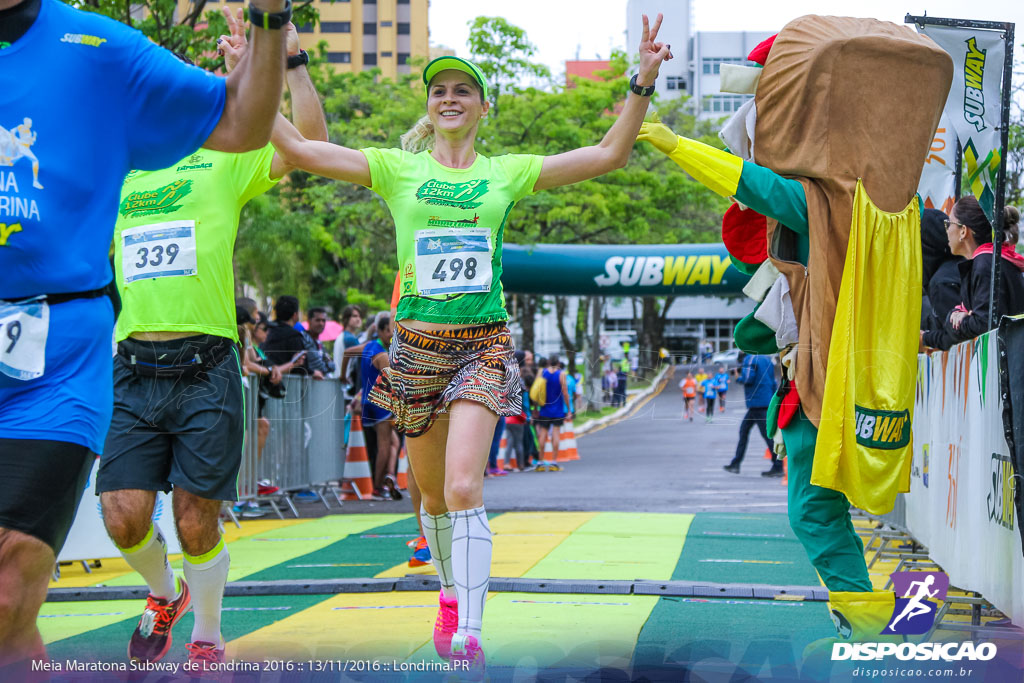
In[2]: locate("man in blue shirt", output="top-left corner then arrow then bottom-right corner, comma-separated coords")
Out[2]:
0,0 -> 290,667
723,353 -> 780,476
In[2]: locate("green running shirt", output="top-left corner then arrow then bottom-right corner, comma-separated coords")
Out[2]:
362,148 -> 543,324
113,144 -> 278,342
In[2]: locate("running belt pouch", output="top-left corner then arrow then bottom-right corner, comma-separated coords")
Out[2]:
119,336 -> 232,378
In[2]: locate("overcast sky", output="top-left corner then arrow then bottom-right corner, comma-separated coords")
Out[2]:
429,0 -> 1023,78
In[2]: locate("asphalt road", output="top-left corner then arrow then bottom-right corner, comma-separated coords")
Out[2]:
330,366 -> 789,515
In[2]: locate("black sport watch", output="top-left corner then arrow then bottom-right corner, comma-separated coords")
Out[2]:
629,74 -> 656,97
249,0 -> 292,30
287,49 -> 309,70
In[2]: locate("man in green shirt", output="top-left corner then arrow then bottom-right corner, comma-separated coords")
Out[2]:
95,15 -> 327,667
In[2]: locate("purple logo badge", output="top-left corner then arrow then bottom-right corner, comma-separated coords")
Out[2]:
882,571 -> 949,635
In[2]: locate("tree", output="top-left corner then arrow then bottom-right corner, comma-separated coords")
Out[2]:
466,16 -> 551,115
65,0 -> 319,69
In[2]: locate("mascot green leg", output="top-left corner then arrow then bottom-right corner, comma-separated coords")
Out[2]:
783,410 -> 872,593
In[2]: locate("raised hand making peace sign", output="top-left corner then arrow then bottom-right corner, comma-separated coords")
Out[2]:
218,6 -> 300,73
637,13 -> 673,87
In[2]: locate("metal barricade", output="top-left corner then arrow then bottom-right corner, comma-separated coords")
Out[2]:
236,376 -> 260,502
253,376 -> 347,513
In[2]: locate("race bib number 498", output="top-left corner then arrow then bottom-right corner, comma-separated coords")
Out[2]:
414,228 -> 493,296
121,220 -> 198,284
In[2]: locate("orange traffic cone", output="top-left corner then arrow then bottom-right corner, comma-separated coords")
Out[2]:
544,422 -> 579,463
764,447 -> 772,460
342,413 -> 373,500
782,456 -> 788,486
396,445 -> 409,490
496,428 -> 508,470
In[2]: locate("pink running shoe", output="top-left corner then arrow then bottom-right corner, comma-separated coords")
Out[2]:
433,593 -> 458,660
449,634 -> 485,679
186,640 -> 225,677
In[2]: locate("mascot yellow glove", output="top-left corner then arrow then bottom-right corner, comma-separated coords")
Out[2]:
637,121 -> 680,155
637,122 -> 744,198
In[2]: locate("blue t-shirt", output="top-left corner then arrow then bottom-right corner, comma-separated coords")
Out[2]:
0,0 -> 226,452
714,372 -> 729,392
702,378 -> 718,400
360,339 -> 391,426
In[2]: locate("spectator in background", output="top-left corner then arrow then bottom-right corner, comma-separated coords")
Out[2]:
922,200 -> 1024,350
361,312 -> 401,500
520,350 -> 540,467
485,418 -> 508,477
562,361 -> 577,419
614,364 -> 628,408
263,295 -> 313,376
337,305 -> 364,398
535,355 -> 571,471
603,367 -> 618,404
305,307 -> 336,376
723,353 -> 779,476
506,351 -> 529,472
920,208 -> 964,333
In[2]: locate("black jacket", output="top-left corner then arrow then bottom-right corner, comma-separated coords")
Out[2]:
262,321 -> 309,372
923,252 -> 1024,350
921,259 -> 964,334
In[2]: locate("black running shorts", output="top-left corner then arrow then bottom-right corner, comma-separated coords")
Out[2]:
0,438 -> 94,552
97,347 -> 245,502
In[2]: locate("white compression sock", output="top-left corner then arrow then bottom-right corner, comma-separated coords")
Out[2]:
183,538 -> 230,647
119,524 -> 177,600
451,506 -> 492,638
421,506 -> 456,601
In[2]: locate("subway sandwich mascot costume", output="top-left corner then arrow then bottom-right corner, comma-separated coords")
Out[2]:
639,16 -> 952,644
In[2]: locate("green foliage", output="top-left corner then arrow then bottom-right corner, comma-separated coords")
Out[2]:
466,16 -> 551,112
63,0 -> 318,70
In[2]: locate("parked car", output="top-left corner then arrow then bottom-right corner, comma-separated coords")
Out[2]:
711,348 -> 741,366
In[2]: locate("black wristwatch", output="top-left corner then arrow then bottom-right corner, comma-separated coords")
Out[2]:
629,74 -> 656,97
249,0 -> 292,30
287,49 -> 309,70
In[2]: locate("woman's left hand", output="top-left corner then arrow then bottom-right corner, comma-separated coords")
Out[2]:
950,310 -> 969,329
637,13 -> 673,86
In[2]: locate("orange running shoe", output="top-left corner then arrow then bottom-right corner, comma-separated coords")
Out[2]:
127,578 -> 191,663
408,536 -> 431,567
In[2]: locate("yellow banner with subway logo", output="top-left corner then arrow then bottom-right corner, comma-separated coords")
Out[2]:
811,181 -> 920,515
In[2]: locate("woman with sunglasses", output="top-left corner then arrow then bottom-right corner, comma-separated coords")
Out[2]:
921,197 -> 1024,350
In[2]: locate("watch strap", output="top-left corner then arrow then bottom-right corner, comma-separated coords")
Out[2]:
630,74 -> 656,97
249,0 -> 292,31
287,49 -> 309,70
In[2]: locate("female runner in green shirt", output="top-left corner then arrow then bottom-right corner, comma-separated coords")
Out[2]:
272,15 -> 671,673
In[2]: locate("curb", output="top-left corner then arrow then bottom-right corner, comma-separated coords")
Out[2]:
576,364 -> 673,437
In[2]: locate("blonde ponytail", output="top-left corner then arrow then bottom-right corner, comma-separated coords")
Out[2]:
400,115 -> 435,153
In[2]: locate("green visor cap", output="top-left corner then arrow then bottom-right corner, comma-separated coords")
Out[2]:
423,56 -> 489,101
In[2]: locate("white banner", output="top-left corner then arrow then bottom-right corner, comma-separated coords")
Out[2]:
58,459 -> 181,566
907,331 -> 1023,625
920,25 -> 1005,220
917,112 -> 958,215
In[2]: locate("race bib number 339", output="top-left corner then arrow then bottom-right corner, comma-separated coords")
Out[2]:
414,228 -> 493,296
121,220 -> 198,283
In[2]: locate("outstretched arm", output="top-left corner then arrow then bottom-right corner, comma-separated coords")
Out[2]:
202,0 -> 286,152
270,115 -> 372,187
218,10 -> 328,178
533,13 -> 672,192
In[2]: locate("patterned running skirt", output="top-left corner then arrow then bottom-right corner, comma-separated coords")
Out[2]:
368,322 -> 522,437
